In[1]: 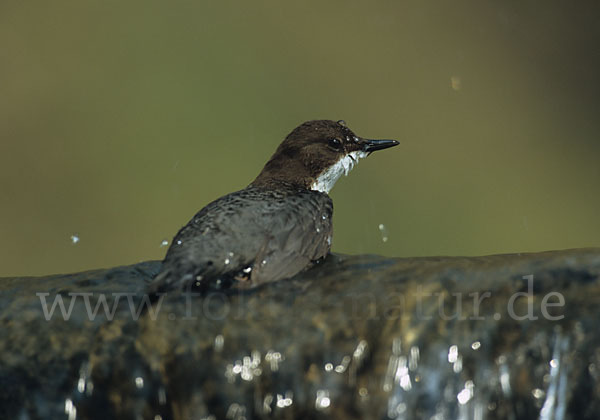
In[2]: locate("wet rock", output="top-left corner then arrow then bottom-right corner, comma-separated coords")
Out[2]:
1,249 -> 600,419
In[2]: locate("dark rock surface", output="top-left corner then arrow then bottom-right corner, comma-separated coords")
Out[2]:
1,249 -> 600,420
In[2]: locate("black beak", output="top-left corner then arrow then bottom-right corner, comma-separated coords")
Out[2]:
361,139 -> 400,153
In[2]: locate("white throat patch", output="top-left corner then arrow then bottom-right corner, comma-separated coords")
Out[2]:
310,151 -> 368,193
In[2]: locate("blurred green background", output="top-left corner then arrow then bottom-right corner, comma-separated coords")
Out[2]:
1,0 -> 599,276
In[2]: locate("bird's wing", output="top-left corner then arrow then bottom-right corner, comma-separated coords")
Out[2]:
248,193 -> 333,286
148,186 -> 333,293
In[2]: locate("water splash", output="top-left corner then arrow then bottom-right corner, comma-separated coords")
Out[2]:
540,334 -> 570,420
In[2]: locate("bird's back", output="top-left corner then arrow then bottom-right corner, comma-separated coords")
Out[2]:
148,183 -> 333,293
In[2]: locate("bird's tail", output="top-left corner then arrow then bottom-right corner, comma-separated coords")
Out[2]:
146,265 -> 204,299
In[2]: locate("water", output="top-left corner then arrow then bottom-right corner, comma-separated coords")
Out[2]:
1,249 -> 599,419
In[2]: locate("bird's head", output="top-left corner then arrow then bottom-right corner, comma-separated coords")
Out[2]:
253,120 -> 399,192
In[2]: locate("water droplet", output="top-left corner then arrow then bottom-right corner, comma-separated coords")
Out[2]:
315,390 -> 331,410
322,214 -> 327,220
471,341 -> 481,350
224,258 -> 230,265
64,398 -> 77,420
281,392 -> 294,407
457,387 -> 471,404
77,378 -> 85,393
532,388 -> 545,399
550,358 -> 558,368
408,346 -> 420,370
226,403 -> 245,419
276,392 -> 293,408
265,351 -> 282,371
261,259 -> 267,266
214,334 -> 224,352
135,376 -> 144,389
453,355 -> 463,373
232,363 -> 242,374
316,227 -> 320,233
378,224 -> 388,242
448,345 -> 458,363
228,251 -> 234,257
243,266 -> 252,274
324,363 -> 333,372
160,239 -> 169,247
176,240 -> 182,245
70,234 -> 80,244
158,387 -> 167,405
393,356 -> 412,391
353,340 -> 368,360
451,75 -> 462,91
263,394 -> 273,414
499,362 -> 511,395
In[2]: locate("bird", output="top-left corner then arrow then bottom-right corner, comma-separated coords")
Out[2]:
148,119 -> 398,294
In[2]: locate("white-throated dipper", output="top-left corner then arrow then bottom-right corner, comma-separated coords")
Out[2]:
148,120 -> 398,294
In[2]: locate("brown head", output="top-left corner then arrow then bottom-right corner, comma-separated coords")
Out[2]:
252,120 -> 399,192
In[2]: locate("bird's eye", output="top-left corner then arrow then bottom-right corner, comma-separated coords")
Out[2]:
328,138 -> 342,150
